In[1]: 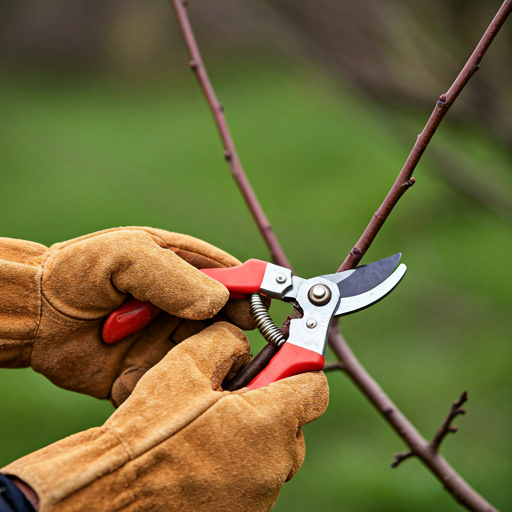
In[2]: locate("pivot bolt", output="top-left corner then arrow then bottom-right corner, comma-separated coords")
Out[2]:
308,284 -> 331,306
306,318 -> 317,329
276,273 -> 287,284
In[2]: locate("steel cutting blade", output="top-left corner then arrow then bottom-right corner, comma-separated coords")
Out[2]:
333,263 -> 407,317
321,253 -> 401,298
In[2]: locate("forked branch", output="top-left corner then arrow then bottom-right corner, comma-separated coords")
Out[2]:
329,327 -> 496,512
391,390 -> 469,468
167,0 -> 509,510
431,390 -> 468,452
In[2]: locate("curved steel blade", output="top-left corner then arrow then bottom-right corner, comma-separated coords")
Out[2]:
322,253 -> 401,298
334,263 -> 407,317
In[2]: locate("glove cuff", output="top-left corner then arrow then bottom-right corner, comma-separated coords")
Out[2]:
2,427 -> 128,511
0,239 -> 47,368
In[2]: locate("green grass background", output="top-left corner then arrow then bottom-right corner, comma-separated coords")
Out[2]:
0,58 -> 511,511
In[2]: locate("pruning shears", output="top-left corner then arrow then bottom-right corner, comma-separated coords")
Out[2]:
102,254 -> 406,390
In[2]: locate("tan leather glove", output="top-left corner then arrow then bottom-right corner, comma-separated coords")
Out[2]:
2,322 -> 329,512
0,227 -> 255,406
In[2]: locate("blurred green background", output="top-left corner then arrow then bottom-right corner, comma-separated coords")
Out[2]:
1,1 -> 511,511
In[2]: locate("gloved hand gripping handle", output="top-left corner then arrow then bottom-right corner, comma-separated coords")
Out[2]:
102,260 -> 324,390
102,259 -> 268,343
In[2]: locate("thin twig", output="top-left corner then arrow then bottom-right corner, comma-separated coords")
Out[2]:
338,0 -> 512,272
322,361 -> 344,372
431,390 -> 468,452
390,451 -> 414,468
168,0 -> 293,271
167,1 -> 504,510
390,391 -> 468,467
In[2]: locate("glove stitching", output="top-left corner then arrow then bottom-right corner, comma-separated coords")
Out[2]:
38,291 -> 112,323
107,429 -> 135,461
149,234 -> 233,269
30,250 -> 53,363
47,228 -> 237,269
91,394 -> 228,496
42,230 -> 233,319
107,355 -> 244,470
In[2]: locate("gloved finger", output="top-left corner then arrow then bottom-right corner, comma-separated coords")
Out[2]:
132,227 -> 242,268
44,229 -> 231,319
218,293 -> 272,331
110,313 -> 182,407
238,371 -> 328,481
110,317 -> 212,407
119,322 -> 250,407
136,228 -> 268,331
217,298 -> 256,330
105,322 -> 251,449
170,318 -> 211,344
247,371 -> 329,427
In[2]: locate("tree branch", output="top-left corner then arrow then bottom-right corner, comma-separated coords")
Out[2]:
168,0 -> 293,272
167,0 -> 505,510
338,0 -> 512,272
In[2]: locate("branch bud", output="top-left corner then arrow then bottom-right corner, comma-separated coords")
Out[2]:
436,94 -> 447,107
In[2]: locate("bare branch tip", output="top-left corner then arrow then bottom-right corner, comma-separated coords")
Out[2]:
390,451 -> 414,468
430,390 -> 469,452
323,362 -> 344,373
457,390 -> 469,406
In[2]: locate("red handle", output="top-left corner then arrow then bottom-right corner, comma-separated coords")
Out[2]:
200,259 -> 267,298
102,259 -> 268,344
246,343 -> 325,390
102,298 -> 162,344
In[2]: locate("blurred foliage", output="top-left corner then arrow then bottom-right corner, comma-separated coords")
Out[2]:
1,1 -> 512,511
2,0 -> 512,143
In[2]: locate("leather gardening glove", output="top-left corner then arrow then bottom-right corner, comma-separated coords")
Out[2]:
2,322 -> 329,512
0,227 -> 256,406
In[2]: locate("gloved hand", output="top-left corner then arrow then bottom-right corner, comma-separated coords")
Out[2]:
0,227 -> 256,406
2,322 -> 329,512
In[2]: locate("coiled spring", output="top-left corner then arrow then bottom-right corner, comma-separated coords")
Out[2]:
250,293 -> 286,347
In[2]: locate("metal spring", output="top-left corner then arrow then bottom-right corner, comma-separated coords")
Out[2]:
250,293 -> 286,347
